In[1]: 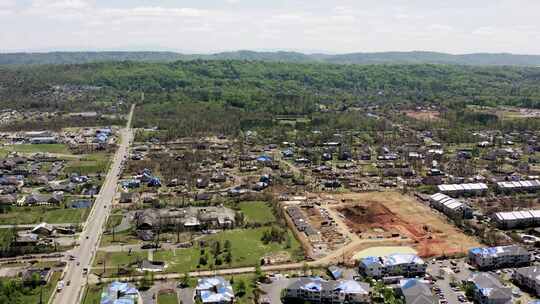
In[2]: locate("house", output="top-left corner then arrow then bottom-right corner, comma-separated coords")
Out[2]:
135,206 -> 236,231
0,194 -> 16,205
359,254 -> 426,279
31,222 -> 54,236
22,268 -> 52,285
282,277 -> 371,304
13,232 -> 39,246
468,272 -> 512,304
120,192 -> 139,204
468,246 -> 530,270
100,281 -> 141,304
429,193 -> 473,219
30,137 -> 57,144
513,266 -> 540,296
397,279 -> 437,304
195,277 -> 234,304
25,193 -> 51,205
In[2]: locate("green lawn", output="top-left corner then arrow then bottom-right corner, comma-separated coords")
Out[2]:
0,228 -> 14,248
65,152 -> 111,175
230,274 -> 257,304
100,229 -> 140,247
82,284 -> 103,304
237,201 -> 276,224
2,144 -> 71,155
154,227 -> 303,273
204,228 -> 301,267
0,206 -> 90,225
158,292 -> 178,304
94,250 -> 147,270
153,247 -> 201,274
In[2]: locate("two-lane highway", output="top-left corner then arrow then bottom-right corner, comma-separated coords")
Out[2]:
52,104 -> 135,304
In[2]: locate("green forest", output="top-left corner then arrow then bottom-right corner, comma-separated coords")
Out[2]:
2,60 -> 540,137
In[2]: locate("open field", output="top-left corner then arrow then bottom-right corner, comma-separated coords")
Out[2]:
236,201 -> 276,224
94,227 -> 303,276
333,192 -> 480,257
0,143 -> 71,155
0,206 -> 90,225
158,292 -> 178,304
64,152 -> 112,175
82,284 -> 103,304
403,110 -> 441,121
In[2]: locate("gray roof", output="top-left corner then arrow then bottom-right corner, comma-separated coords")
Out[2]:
515,266 -> 540,284
399,279 -> 437,304
286,277 -> 370,295
469,273 -> 512,302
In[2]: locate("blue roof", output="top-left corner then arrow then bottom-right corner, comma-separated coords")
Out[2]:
256,155 -> 273,162
361,256 -> 382,266
196,277 -> 234,303
100,281 -> 139,304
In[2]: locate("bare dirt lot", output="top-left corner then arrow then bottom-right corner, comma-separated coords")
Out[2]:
332,192 -> 480,257
403,110 -> 441,121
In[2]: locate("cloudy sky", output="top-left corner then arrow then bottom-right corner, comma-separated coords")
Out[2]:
1,0 -> 540,54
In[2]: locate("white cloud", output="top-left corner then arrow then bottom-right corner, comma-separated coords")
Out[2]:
472,26 -> 496,36
0,0 -> 16,8
2,1 -> 540,54
103,7 -> 208,18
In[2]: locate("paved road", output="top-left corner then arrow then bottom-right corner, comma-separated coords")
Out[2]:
52,104 -> 135,304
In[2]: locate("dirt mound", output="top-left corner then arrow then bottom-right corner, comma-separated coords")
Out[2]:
337,201 -> 426,239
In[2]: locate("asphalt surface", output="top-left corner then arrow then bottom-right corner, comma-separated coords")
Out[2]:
52,104 -> 134,304
427,258 -> 472,304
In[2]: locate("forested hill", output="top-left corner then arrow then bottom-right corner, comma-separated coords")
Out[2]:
2,50 -> 540,66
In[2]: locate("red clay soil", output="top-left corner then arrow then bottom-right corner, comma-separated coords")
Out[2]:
337,202 -> 457,257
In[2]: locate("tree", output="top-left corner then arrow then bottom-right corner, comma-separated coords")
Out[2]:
180,271 -> 190,288
255,265 -> 265,282
236,279 -> 247,297
302,262 -> 310,276
225,251 -> 232,266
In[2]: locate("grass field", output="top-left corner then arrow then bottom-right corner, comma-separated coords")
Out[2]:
65,152 -> 111,175
0,206 -> 90,225
158,292 -> 178,304
100,229 -> 140,247
237,201 -> 276,224
82,284 -> 103,304
155,227 -> 302,273
1,144 -> 71,155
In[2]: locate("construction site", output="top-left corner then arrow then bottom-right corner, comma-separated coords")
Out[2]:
330,192 -> 481,258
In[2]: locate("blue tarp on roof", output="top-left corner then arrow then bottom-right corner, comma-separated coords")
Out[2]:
100,281 -> 139,304
361,256 -> 381,266
256,155 -> 273,163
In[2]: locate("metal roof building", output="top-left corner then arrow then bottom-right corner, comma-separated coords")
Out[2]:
429,193 -> 473,219
497,180 -> 540,192
493,209 -> 540,229
437,183 -> 488,195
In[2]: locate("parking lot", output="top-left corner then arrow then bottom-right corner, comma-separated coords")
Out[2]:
427,258 -> 472,304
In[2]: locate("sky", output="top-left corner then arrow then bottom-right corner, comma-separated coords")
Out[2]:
1,0 -> 540,54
